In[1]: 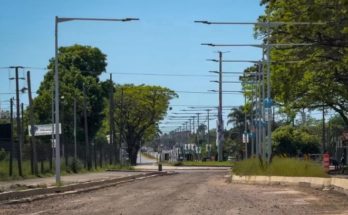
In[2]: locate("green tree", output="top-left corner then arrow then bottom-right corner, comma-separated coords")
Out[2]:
102,84 -> 177,165
257,0 -> 348,125
227,106 -> 249,159
33,44 -> 107,163
272,125 -> 320,156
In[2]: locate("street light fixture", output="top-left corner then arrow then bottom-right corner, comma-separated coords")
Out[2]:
54,16 -> 139,184
201,42 -> 315,161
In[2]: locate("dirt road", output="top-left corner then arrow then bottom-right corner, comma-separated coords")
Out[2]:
1,170 -> 348,215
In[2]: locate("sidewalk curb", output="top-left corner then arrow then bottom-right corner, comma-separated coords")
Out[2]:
0,171 -> 174,204
231,174 -> 348,196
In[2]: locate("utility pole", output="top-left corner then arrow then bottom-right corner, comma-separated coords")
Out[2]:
109,74 -> 115,164
9,98 -> 14,176
261,50 -> 266,160
189,119 -> 192,134
83,84 -> 91,170
207,109 -> 211,158
322,105 -> 326,152
250,67 -> 259,157
244,72 -> 248,160
21,103 -> 25,171
50,86 -> 54,171
196,113 -> 200,145
10,66 -> 23,176
119,88 -> 124,165
27,71 -> 38,175
217,51 -> 224,161
265,25 -> 272,162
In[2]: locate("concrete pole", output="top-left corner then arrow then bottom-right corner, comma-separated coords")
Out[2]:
27,71 -> 38,175
266,25 -> 272,162
9,98 -> 14,176
14,66 -> 23,177
244,72 -> 248,159
54,16 -> 61,184
207,109 -> 211,158
261,47 -> 266,160
218,51 -> 223,161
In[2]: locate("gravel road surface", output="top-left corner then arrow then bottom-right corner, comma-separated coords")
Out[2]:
1,170 -> 347,215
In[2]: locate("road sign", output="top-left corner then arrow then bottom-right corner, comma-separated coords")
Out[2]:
242,132 -> 249,143
28,123 -> 61,136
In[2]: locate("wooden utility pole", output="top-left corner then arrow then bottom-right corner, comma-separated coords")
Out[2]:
27,71 -> 38,175
21,102 -> 25,170
11,66 -> 23,176
9,98 -> 14,176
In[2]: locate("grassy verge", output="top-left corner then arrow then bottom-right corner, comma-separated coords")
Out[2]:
233,157 -> 328,177
0,159 -> 134,181
174,161 -> 233,167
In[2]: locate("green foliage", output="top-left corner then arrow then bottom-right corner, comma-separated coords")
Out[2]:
256,0 -> 348,125
272,125 -> 320,156
34,44 -> 107,147
0,148 -> 7,161
48,44 -> 107,77
101,84 -> 177,165
233,157 -> 328,177
226,106 -> 248,159
70,158 -> 84,173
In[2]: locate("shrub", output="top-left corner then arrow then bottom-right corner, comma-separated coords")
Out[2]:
173,161 -> 183,166
70,158 -> 84,173
0,148 -> 7,161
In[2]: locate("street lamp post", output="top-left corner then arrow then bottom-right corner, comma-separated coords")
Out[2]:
202,43 -> 313,162
54,16 -> 139,184
195,19 -> 325,160
208,58 -> 263,159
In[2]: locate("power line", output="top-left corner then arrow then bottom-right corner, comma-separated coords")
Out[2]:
0,66 -> 47,70
110,72 -> 238,77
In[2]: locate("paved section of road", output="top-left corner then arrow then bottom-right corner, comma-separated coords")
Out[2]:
134,163 -> 231,171
1,170 -> 348,215
137,153 -> 157,165
0,171 -> 141,192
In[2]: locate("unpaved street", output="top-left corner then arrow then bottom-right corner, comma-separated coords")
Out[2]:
1,170 -> 348,215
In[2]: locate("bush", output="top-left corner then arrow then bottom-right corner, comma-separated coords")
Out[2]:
0,148 -> 7,161
70,158 -> 84,173
233,156 -> 328,177
173,161 -> 183,166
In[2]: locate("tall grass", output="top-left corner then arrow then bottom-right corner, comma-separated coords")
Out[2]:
175,161 -> 234,167
0,158 -> 134,181
0,160 -> 47,181
233,157 -> 328,177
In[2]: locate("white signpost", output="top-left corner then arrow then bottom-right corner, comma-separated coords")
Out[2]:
28,123 -> 61,136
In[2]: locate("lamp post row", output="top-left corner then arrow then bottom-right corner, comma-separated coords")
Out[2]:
195,20 -> 325,162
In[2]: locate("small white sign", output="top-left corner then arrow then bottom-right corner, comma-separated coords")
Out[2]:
28,123 -> 61,136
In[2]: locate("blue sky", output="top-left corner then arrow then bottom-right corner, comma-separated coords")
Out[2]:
0,0 -> 265,132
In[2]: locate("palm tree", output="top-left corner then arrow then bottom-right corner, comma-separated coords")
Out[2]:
227,106 -> 246,130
